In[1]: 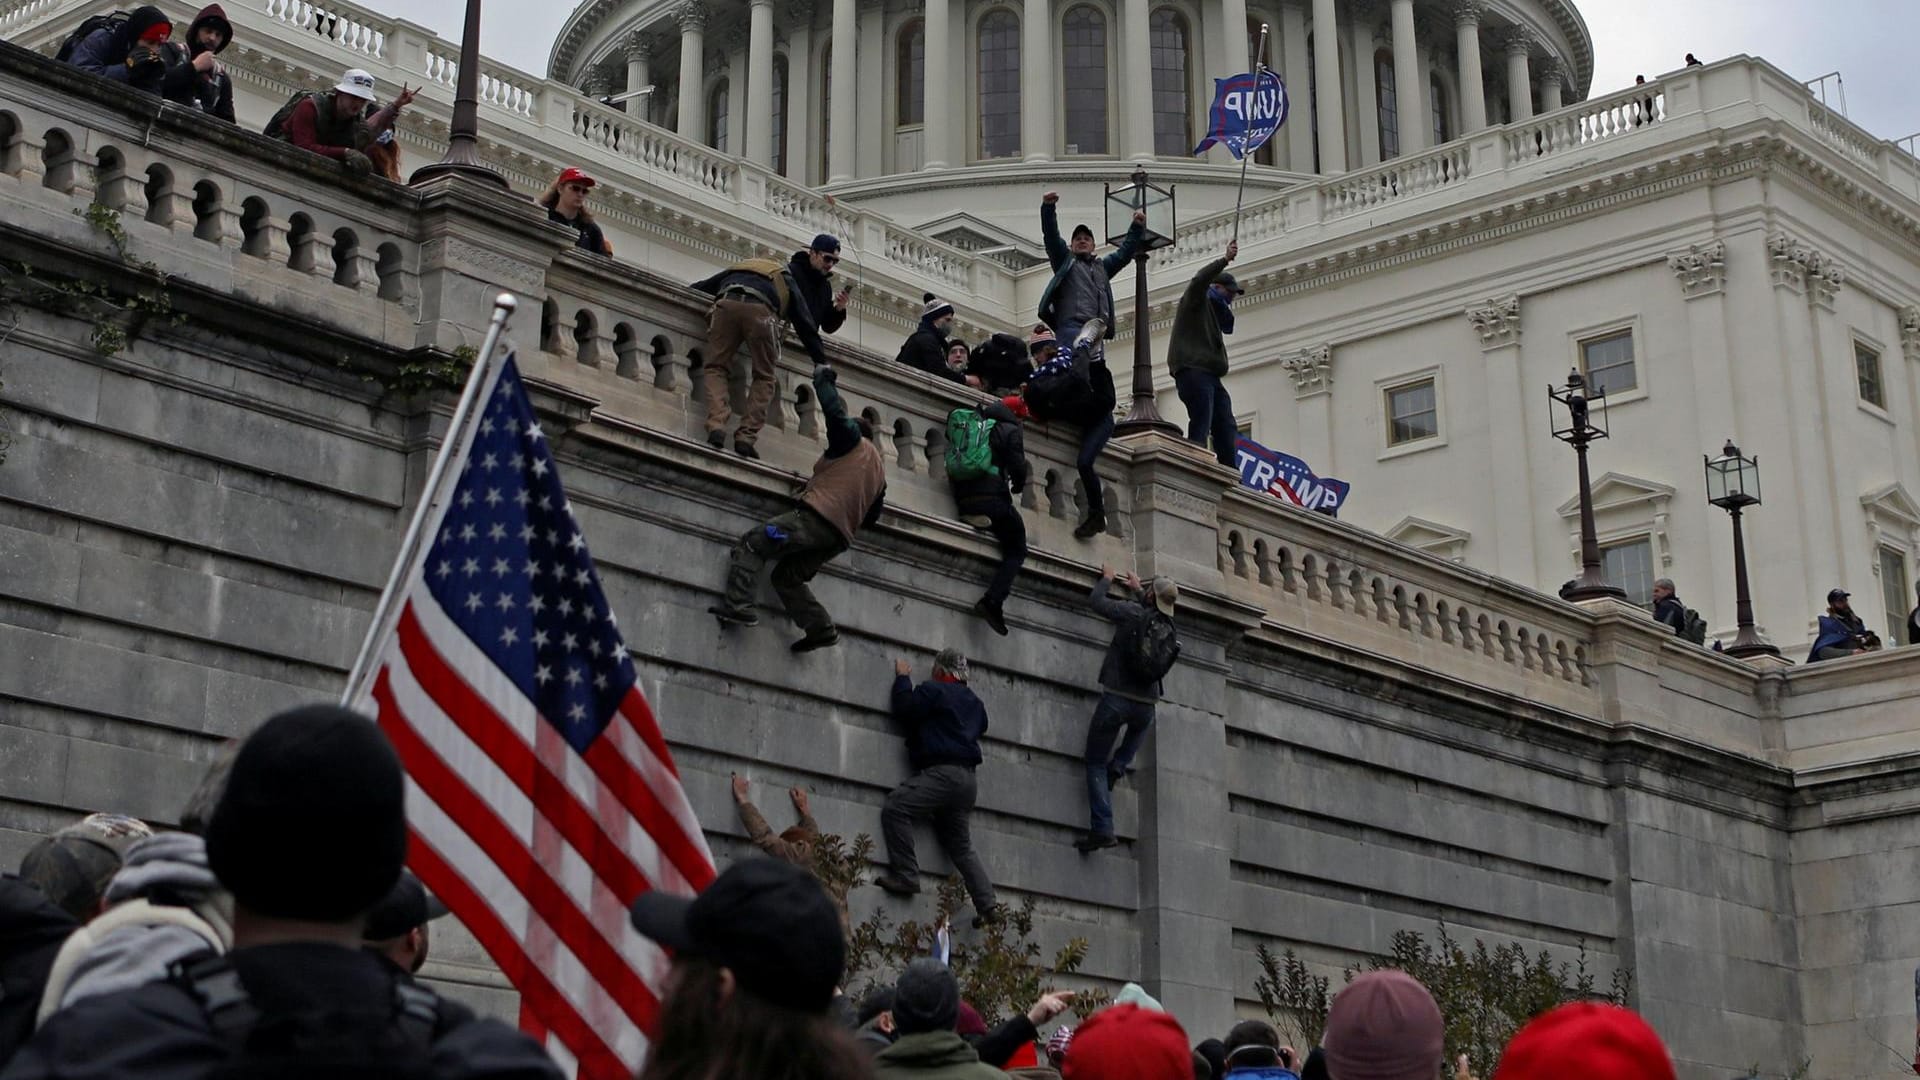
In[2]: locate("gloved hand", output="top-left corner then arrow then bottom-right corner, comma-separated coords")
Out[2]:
812,364 -> 836,384
341,149 -> 374,175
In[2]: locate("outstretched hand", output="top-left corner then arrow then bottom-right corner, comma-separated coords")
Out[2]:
1100,564 -> 1116,581
730,773 -> 750,802
1026,990 -> 1076,1026
1123,571 -> 1143,593
1132,209 -> 1147,226
1225,240 -> 1238,261
1041,191 -> 1060,205
394,83 -> 419,109
789,787 -> 810,813
894,658 -> 911,677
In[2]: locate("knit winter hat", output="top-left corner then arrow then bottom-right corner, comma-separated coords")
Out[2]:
1322,971 -> 1444,1080
956,1000 -> 989,1038
1492,1004 -> 1676,1080
125,6 -> 171,41
1027,325 -> 1057,354
1000,395 -> 1032,420
893,958 -> 960,1035
205,705 -> 407,922
922,294 -> 956,322
1046,1024 -> 1077,1064
1061,1004 -> 1190,1080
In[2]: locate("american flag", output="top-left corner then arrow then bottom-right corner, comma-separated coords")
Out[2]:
349,354 -> 716,1079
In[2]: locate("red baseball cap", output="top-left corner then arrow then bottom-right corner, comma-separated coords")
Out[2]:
556,167 -> 596,188
1062,1004 -> 1190,1080
1493,1004 -> 1676,1080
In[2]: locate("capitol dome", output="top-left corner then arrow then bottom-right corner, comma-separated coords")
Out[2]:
546,0 -> 1592,238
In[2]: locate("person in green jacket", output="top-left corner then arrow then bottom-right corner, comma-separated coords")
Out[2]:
1167,240 -> 1244,467
874,959 -> 1006,1080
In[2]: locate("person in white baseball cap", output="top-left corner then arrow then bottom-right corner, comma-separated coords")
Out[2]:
271,66 -> 417,176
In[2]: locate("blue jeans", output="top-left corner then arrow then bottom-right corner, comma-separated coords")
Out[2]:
1174,368 -> 1238,467
1083,692 -> 1155,836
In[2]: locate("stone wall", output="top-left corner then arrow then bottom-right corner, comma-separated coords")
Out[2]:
4,42 -> 1920,1079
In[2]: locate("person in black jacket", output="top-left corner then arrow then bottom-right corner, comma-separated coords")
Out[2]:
1077,567 -> 1177,854
950,396 -> 1032,636
966,333 -> 1033,396
158,5 -> 234,122
1650,578 -> 1687,636
894,296 -> 968,384
539,167 -> 611,256
3,706 -> 562,1080
0,876 -> 79,1065
64,6 -> 172,96
787,233 -> 851,341
875,651 -> 999,927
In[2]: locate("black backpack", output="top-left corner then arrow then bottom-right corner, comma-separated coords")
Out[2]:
263,90 -> 323,139
1121,610 -> 1181,683
56,10 -> 128,63
1681,608 -> 1708,645
174,954 -> 444,1080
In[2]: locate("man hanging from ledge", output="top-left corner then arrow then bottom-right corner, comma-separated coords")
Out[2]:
690,234 -> 844,461
1034,192 -> 1146,540
709,364 -> 885,653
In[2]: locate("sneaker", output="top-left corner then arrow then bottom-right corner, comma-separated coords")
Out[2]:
708,604 -> 759,628
973,598 -> 1008,636
734,441 -> 761,460
1106,766 -> 1135,791
1073,514 -> 1106,540
874,872 -> 920,896
1074,832 -> 1118,854
706,429 -> 726,450
791,628 -> 841,653
1071,318 -> 1106,351
971,904 -> 1004,929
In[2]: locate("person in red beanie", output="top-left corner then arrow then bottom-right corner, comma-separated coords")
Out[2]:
1322,971 -> 1444,1080
1062,1003 -> 1192,1080
946,392 -> 1032,636
1491,1003 -> 1676,1080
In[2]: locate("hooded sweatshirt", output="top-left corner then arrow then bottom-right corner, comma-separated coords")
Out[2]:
1166,256 -> 1234,378
67,6 -> 172,93
874,1030 -> 1006,1080
159,5 -> 236,121
35,833 -> 232,1025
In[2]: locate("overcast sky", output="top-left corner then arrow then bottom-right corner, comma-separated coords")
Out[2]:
412,0 -> 1920,142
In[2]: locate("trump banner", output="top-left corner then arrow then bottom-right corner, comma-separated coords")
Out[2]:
1193,69 -> 1288,158
1235,437 -> 1350,516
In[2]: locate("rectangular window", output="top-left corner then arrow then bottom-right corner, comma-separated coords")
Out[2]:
1601,537 -> 1655,607
1386,380 -> 1437,446
1857,341 -> 1886,409
1881,546 -> 1910,644
1580,330 -> 1636,396
1375,53 -> 1399,160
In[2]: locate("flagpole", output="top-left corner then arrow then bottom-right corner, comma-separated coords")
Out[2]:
341,294 -> 518,707
1230,23 -> 1269,245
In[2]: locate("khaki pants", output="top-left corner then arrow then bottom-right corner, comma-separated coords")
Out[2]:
703,298 -> 781,446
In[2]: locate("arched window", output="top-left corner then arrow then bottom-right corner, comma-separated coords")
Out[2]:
1061,6 -> 1107,155
708,79 -> 730,151
1430,72 -> 1449,145
897,19 -> 925,126
1150,8 -> 1190,156
1375,50 -> 1399,159
977,10 -> 1021,159
772,55 -> 790,174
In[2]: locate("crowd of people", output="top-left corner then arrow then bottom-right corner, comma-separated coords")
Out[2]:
0,715 -> 1689,1080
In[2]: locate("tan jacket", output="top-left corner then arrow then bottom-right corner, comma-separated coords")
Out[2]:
800,438 -> 887,543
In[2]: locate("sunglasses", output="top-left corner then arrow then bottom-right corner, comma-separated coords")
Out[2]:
817,253 -> 841,265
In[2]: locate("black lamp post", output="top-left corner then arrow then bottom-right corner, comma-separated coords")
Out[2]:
410,0 -> 509,189
1705,440 -> 1781,658
1550,368 -> 1626,602
1106,168 -> 1180,438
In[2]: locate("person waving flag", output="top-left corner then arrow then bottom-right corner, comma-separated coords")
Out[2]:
343,297 -> 715,1080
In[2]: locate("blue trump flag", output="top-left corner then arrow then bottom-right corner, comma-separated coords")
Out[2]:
1235,437 -> 1351,516
1194,69 -> 1288,158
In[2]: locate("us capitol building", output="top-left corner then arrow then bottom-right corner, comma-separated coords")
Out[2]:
4,0 -> 1917,653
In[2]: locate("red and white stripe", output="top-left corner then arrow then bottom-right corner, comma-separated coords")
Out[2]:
366,581 -> 715,1080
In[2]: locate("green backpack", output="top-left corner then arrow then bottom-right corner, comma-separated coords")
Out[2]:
945,408 -> 998,481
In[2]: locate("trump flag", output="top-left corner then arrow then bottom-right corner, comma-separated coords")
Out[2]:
1193,69 -> 1288,158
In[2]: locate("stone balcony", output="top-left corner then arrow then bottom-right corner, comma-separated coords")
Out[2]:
7,38 -> 1920,1078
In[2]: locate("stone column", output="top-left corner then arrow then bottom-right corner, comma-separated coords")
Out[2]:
624,32 -> 653,121
1123,0 -> 1155,159
1389,0 -> 1424,153
1285,346 -> 1335,467
1668,240 -> 1737,636
1280,0 -> 1312,171
1452,0 -> 1485,131
855,0 -> 885,175
923,0 -> 953,168
727,40 -> 750,154
828,0 -> 857,180
1503,29 -> 1533,123
1310,0 -> 1345,172
1350,13 -> 1379,166
786,0 -> 815,180
1465,296 -> 1539,584
1022,0 -> 1056,161
1540,58 -> 1564,112
676,3 -> 707,140
1215,0 -> 1250,163
746,0 -> 777,166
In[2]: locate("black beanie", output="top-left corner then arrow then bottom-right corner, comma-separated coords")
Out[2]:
205,705 -> 407,922
125,5 -> 171,39
892,958 -> 960,1035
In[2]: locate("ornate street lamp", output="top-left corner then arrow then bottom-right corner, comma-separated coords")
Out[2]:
1550,368 -> 1626,602
410,0 -> 510,189
1106,168 -> 1180,437
1705,440 -> 1781,658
